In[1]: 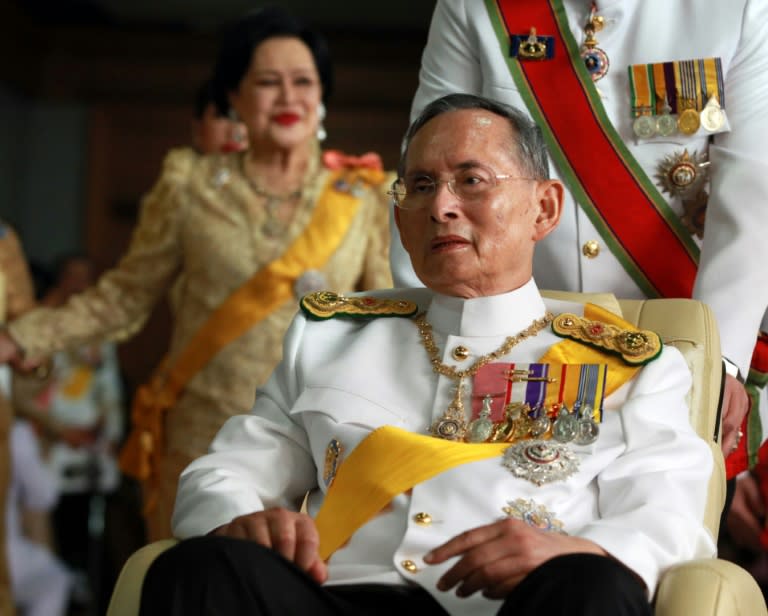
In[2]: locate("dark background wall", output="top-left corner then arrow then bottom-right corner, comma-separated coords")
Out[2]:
0,0 -> 433,391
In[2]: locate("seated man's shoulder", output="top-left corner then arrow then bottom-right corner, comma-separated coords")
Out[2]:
549,305 -> 663,367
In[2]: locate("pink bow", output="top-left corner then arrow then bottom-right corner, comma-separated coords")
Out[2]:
322,149 -> 383,171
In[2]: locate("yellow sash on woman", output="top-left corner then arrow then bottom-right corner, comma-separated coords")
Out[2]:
316,304 -> 643,559
119,167 -> 384,511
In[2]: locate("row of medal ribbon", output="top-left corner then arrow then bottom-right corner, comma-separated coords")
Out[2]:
629,58 -> 727,139
463,362 -> 607,445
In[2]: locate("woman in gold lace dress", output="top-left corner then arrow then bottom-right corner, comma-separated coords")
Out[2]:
0,7 -> 393,539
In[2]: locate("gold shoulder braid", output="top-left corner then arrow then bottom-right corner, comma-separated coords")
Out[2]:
300,290 -> 418,321
551,313 -> 661,365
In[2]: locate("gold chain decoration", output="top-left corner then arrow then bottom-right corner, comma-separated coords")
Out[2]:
414,311 -> 554,440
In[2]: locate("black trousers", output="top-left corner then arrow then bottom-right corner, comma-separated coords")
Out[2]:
139,536 -> 651,616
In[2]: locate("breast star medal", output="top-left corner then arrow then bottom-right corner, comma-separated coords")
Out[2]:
502,498 -> 566,534
502,440 -> 579,486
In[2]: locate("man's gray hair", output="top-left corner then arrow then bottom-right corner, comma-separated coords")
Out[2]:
399,93 -> 550,180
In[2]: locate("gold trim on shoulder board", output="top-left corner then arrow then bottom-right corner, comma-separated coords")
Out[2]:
551,313 -> 662,365
300,291 -> 418,320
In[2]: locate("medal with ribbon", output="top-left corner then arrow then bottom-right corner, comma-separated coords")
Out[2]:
628,57 -> 727,139
470,362 -> 608,446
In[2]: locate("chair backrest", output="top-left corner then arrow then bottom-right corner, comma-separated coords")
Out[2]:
541,291 -> 726,537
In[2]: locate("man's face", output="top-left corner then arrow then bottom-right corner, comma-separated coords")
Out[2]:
395,109 -> 562,298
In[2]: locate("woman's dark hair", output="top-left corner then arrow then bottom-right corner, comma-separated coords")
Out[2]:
211,6 -> 333,114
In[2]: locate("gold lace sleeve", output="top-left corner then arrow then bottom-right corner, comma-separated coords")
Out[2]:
8,148 -> 196,359
0,226 -> 35,321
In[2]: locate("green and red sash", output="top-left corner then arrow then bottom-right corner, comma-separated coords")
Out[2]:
486,0 -> 699,299
487,0 -> 767,474
728,333 -> 768,475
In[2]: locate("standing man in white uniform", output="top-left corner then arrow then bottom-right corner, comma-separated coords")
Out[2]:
390,0 -> 767,481
138,95 -> 714,616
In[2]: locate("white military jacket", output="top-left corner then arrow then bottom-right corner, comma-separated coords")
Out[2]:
392,0 -> 768,379
173,281 -> 715,615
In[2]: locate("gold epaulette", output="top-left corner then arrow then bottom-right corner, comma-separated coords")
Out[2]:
551,313 -> 662,365
300,291 -> 418,321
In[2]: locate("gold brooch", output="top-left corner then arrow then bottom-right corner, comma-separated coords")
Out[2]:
502,498 -> 566,534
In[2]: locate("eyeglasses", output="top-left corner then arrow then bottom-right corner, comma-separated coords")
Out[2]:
388,169 -> 536,210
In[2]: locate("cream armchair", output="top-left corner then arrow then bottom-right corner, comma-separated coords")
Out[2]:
106,295 -> 767,616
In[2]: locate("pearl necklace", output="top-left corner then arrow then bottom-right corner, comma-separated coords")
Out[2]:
414,311 -> 554,440
240,155 -> 310,237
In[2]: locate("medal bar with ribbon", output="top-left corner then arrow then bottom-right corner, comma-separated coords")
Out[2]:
629,57 -> 727,139
468,362 -> 608,445
698,57 -> 726,132
629,63 -> 657,139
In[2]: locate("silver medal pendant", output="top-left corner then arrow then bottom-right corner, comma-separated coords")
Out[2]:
502,440 -> 579,486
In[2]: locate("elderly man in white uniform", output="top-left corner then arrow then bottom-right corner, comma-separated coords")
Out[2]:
389,0 -> 768,474
139,95 -> 715,616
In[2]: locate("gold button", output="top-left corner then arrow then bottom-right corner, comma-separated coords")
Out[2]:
452,345 -> 470,361
413,512 -> 432,526
582,240 -> 600,258
401,559 -> 419,573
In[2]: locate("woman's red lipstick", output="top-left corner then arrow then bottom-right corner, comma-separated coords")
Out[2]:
274,113 -> 300,126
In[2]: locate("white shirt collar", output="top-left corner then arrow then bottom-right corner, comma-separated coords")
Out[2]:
424,278 -> 548,337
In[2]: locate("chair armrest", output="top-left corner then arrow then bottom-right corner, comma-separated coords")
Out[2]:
654,558 -> 767,616
106,539 -> 179,616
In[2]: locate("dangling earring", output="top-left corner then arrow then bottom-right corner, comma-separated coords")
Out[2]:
228,107 -> 246,146
231,124 -> 246,145
317,102 -> 327,142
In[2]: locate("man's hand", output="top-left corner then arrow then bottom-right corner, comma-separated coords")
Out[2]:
424,518 -> 606,598
211,508 -> 327,584
726,473 -> 766,551
721,374 -> 750,455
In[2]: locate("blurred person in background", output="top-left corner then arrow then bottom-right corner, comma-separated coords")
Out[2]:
22,255 -> 125,611
7,418 -> 71,616
0,5 -> 394,541
0,222 -> 38,615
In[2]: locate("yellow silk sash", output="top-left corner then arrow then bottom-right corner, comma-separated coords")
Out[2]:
315,303 -> 644,558
119,167 -> 381,509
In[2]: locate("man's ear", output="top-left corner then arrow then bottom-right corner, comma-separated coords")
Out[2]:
533,179 -> 564,241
